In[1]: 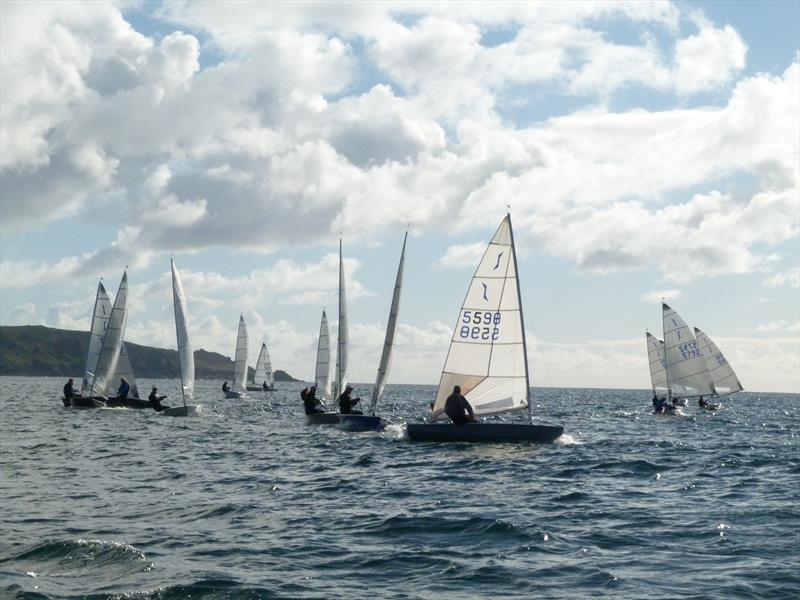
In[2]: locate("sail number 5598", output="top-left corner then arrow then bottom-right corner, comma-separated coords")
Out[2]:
460,311 -> 501,340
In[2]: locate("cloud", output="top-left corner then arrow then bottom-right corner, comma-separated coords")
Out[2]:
437,242 -> 486,269
641,289 -> 682,303
753,320 -> 799,333
764,267 -> 800,289
8,303 -> 39,325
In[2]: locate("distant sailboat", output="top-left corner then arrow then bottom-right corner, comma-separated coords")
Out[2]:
308,241 -> 347,425
645,332 -> 668,398
225,315 -> 248,398
247,342 -> 275,391
694,326 -> 743,405
662,303 -> 716,403
407,215 -> 564,443
314,309 -> 331,399
161,259 -> 200,417
340,232 -> 407,431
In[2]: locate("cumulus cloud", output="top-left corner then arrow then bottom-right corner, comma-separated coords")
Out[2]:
764,267 -> 800,288
8,303 -> 39,325
437,242 -> 487,269
641,289 -> 682,303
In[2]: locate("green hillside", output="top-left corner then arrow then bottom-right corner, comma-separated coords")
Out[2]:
0,325 -> 299,381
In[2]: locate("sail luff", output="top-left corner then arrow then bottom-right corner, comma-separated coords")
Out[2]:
90,271 -> 129,396
232,315 -> 249,392
694,327 -> 743,396
81,281 -> 111,397
171,259 -> 194,406
315,309 -> 331,398
334,240 -> 348,400
506,213 -> 532,424
369,232 -> 407,415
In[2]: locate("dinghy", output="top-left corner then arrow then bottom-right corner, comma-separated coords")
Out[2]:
308,242 -> 347,425
406,215 -> 564,444
340,233 -> 407,432
105,343 -> 150,408
160,259 -> 200,417
224,315 -> 248,398
694,326 -> 743,409
247,343 -> 275,391
645,332 -> 680,415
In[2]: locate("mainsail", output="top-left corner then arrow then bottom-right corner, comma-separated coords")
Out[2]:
694,327 -> 743,396
90,271 -> 129,397
232,315 -> 249,393
645,332 -> 668,395
315,309 -> 331,398
171,259 -> 194,405
81,281 -> 112,396
114,343 -> 140,399
333,240 -> 349,400
662,303 -> 716,398
369,232 -> 407,415
431,215 -> 529,421
252,343 -> 273,387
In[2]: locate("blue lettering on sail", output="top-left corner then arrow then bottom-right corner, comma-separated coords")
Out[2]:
671,318 -> 678,327
493,252 -> 504,270
482,282 -> 488,301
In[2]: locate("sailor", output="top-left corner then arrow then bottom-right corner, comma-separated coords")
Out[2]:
148,387 -> 168,412
338,385 -> 362,415
63,378 -> 78,399
262,381 -> 268,391
653,396 -> 668,413
303,385 -> 324,415
117,377 -> 130,400
222,381 -> 230,393
444,385 -> 476,425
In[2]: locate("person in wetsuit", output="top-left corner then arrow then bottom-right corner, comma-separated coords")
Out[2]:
148,387 -> 169,412
63,378 -> 78,399
444,385 -> 476,425
116,378 -> 130,400
222,381 -> 230,393
653,396 -> 669,413
302,385 -> 324,415
262,381 -> 268,391
338,385 -> 362,415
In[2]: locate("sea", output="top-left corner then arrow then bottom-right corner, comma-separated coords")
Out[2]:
0,376 -> 798,599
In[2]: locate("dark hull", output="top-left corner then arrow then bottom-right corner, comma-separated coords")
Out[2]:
246,386 -> 276,392
161,405 -> 199,417
63,396 -> 106,409
105,397 -> 151,409
406,423 -> 564,444
339,414 -> 387,431
306,413 -> 340,425
224,390 -> 246,399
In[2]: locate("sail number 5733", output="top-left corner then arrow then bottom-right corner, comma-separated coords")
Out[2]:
460,311 -> 501,340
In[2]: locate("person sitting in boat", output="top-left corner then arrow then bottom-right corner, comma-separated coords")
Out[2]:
63,378 -> 78,399
653,395 -> 669,413
445,385 -> 476,425
302,385 -> 324,415
116,377 -> 130,400
148,387 -> 168,412
262,381 -> 269,391
222,381 -> 230,393
339,385 -> 362,415
671,396 -> 683,407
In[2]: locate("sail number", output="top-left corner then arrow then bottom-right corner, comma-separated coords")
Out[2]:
677,341 -> 701,359
460,311 -> 501,340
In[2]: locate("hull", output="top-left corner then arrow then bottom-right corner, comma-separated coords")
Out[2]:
339,414 -> 387,431
105,397 -> 150,409
306,413 -> 340,425
64,396 -> 106,409
246,385 -> 276,392
161,405 -> 199,417
224,390 -> 246,399
406,422 -> 564,444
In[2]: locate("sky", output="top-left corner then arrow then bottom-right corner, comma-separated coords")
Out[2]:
1,0 -> 798,393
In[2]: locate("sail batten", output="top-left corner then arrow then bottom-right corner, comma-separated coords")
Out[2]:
232,316 -> 249,393
662,303 -> 716,398
431,215 -> 529,421
315,309 -> 331,398
694,327 -> 743,396
171,260 -> 194,405
369,233 -> 407,415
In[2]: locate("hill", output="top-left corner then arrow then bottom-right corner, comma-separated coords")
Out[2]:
0,325 -> 299,381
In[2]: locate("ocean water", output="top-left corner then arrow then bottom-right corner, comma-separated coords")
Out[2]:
0,376 -> 798,600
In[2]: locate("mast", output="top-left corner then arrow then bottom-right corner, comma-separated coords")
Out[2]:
662,301 -> 672,402
335,238 -> 348,400
171,259 -> 187,407
506,213 -> 533,424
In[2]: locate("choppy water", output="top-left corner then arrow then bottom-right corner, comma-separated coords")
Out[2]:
0,376 -> 798,599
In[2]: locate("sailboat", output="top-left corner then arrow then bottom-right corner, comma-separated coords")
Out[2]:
224,315 -> 248,398
645,331 -> 680,414
406,214 -> 564,443
105,341 -> 149,408
314,309 -> 331,400
694,326 -> 743,406
340,232 -> 407,432
307,241 -> 347,425
661,303 -> 716,406
247,343 -> 275,391
160,259 -> 200,417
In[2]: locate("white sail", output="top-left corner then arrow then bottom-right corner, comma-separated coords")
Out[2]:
81,281 -> 112,397
252,342 -> 273,387
171,259 -> 194,405
315,309 -> 331,398
113,343 -> 140,399
645,332 -> 668,395
232,315 -> 249,393
694,327 -> 743,396
333,240 -> 349,400
90,271 -> 129,397
662,303 -> 716,398
369,232 -> 407,415
431,215 -> 529,421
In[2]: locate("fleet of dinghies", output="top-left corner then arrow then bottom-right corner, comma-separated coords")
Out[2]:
647,302 -> 743,414
59,213 -> 744,441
